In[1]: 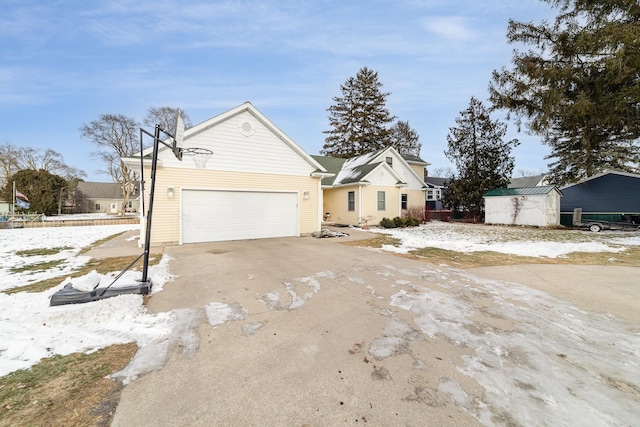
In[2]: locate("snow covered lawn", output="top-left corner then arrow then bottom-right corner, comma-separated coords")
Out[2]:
372,221 -> 640,258
0,224 -> 178,378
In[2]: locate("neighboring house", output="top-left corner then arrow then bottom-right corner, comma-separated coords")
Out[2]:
312,147 -> 428,226
559,170 -> 640,226
484,186 -> 562,227
508,174 -> 548,188
74,181 -> 140,214
424,176 -> 448,211
123,102 -> 330,245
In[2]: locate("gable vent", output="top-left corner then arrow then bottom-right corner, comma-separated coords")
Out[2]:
239,121 -> 255,136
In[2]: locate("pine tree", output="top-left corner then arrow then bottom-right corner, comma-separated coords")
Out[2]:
322,67 -> 396,157
442,97 -> 519,218
1,169 -> 67,216
389,120 -> 421,156
489,0 -> 640,185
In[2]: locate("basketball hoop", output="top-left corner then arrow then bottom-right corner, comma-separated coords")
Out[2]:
183,147 -> 213,169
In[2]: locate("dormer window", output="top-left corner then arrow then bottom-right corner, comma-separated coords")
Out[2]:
386,157 -> 393,167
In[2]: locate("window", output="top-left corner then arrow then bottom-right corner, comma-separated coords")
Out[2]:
401,194 -> 408,210
427,189 -> 442,201
385,157 -> 393,167
95,203 -> 101,211
347,191 -> 355,211
377,191 -> 386,210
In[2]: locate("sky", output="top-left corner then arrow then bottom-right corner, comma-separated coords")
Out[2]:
1,220 -> 639,424
0,0 -> 558,182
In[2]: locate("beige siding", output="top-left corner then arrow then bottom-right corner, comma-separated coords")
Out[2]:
362,185 -> 402,224
322,186 -> 361,225
324,185 -> 405,226
142,166 -> 321,245
408,163 -> 425,179
402,189 -> 426,210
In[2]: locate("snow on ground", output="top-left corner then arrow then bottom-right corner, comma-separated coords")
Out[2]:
373,221 -> 640,258
1,221 -> 639,424
0,223 -> 183,378
0,224 -> 139,291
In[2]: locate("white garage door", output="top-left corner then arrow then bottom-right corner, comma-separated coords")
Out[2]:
182,190 -> 298,243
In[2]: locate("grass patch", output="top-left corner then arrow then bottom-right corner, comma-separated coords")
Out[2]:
3,255 -> 161,295
349,231 -> 640,269
10,260 -> 62,274
343,234 -> 402,249
15,247 -> 73,257
0,343 -> 137,427
402,245 -> 640,268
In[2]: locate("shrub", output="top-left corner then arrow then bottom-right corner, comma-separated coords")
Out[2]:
379,216 -> 420,228
380,217 -> 396,228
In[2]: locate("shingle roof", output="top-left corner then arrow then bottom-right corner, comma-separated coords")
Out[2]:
484,185 -> 561,197
508,175 -> 546,188
400,153 -> 428,164
76,182 -> 124,199
339,162 -> 380,184
312,148 -> 411,187
311,156 -> 346,185
425,177 -> 448,187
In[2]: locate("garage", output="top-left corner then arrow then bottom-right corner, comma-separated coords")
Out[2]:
181,189 -> 299,243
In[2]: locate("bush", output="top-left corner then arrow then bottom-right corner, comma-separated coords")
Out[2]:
379,216 -> 420,229
380,217 -> 396,228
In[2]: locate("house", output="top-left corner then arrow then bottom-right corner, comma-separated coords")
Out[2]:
424,176 -> 448,211
484,186 -> 562,227
73,182 -> 140,214
123,102 -> 330,245
559,170 -> 640,226
312,147 -> 428,226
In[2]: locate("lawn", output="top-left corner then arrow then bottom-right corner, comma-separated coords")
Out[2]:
350,221 -> 640,268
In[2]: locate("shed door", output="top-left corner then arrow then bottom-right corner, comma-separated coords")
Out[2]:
182,190 -> 298,243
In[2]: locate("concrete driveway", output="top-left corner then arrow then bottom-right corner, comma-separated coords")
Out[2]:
111,229 -> 640,426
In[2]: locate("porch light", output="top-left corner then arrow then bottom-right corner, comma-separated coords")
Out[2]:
167,187 -> 175,199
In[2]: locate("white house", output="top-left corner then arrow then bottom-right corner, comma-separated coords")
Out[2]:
123,102 -> 330,245
484,186 -> 563,227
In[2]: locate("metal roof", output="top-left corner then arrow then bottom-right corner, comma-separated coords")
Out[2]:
484,185 -> 561,197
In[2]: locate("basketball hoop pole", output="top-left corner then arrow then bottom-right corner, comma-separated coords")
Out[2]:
139,124 -> 183,287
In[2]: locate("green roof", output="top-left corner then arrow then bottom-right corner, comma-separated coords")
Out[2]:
484,185 -> 561,197
311,155 -> 346,185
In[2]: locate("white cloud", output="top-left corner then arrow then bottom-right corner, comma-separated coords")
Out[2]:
420,16 -> 476,42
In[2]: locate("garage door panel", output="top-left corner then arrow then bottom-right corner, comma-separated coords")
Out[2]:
182,190 -> 298,243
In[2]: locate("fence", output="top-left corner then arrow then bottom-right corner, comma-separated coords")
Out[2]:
1,215 -> 139,229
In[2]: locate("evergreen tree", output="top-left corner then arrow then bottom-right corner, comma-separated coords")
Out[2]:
2,169 -> 67,215
442,97 -> 519,218
322,67 -> 396,157
389,120 -> 421,156
489,0 -> 640,185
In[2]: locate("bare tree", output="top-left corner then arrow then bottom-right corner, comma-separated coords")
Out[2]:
0,142 -> 21,184
19,147 -> 86,180
79,114 -> 139,216
144,106 -> 192,134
